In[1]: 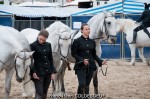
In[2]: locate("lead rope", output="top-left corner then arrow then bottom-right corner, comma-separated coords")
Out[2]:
101,64 -> 108,76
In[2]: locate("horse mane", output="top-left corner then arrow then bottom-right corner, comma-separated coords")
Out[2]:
88,13 -> 106,39
16,33 -> 31,51
0,26 -> 30,51
118,18 -> 137,32
123,19 -> 136,27
46,21 -> 71,36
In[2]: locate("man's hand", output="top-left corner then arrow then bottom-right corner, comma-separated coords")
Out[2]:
51,73 -> 55,80
102,59 -> 107,65
33,73 -> 39,80
83,59 -> 89,65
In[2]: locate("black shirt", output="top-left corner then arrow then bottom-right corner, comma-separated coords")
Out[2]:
137,10 -> 150,24
71,35 -> 103,70
30,40 -> 57,77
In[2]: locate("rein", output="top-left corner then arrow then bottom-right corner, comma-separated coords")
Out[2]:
101,64 -> 108,76
0,60 -> 12,68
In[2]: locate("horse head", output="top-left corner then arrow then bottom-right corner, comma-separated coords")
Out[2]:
102,11 -> 119,44
46,21 -> 74,61
56,31 -> 74,61
14,50 -> 34,82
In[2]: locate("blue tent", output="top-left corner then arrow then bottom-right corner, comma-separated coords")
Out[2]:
0,12 -> 12,26
123,0 -> 144,15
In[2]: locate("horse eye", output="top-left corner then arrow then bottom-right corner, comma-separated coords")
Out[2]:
16,65 -> 20,67
107,22 -> 111,25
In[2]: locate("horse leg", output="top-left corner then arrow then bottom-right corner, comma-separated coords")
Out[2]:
92,42 -> 101,94
22,67 -> 35,98
129,45 -> 136,65
52,73 -> 60,95
60,73 -> 65,93
4,69 -> 14,99
138,47 -> 149,66
93,69 -> 98,94
60,62 -> 67,93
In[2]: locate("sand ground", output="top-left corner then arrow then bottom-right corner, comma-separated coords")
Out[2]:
0,59 -> 150,99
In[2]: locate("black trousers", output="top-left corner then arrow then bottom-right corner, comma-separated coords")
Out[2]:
76,68 -> 95,99
134,23 -> 150,32
33,74 -> 51,99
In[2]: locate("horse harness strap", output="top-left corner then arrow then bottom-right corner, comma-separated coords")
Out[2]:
0,60 -> 14,69
58,36 -> 71,59
103,16 -> 116,39
101,64 -> 108,76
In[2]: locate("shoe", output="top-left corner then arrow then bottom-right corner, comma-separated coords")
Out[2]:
129,31 -> 137,44
129,41 -> 136,44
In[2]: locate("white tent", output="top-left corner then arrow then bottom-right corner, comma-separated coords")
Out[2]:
17,1 -> 60,7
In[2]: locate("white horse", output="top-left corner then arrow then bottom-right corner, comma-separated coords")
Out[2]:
20,21 -> 74,96
0,25 -> 34,99
109,18 -> 150,65
67,11 -> 118,94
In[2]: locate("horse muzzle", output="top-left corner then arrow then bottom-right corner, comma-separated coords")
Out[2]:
108,35 -> 117,44
16,73 -> 23,83
60,57 -> 68,62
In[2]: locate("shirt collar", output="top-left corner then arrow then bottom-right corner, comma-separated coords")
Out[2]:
81,35 -> 89,40
36,39 -> 46,45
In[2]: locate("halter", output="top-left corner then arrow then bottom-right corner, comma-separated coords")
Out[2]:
90,16 -> 112,40
57,36 -> 71,61
105,16 -> 117,38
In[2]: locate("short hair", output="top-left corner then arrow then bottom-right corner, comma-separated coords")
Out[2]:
38,29 -> 49,38
81,23 -> 88,30
144,3 -> 150,10
80,23 -> 89,33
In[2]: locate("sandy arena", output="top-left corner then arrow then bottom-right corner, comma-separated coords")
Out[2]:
0,59 -> 150,99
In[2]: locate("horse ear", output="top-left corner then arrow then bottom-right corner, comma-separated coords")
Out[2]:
14,49 -> 21,55
13,50 -> 21,61
29,51 -> 34,57
110,10 -> 116,16
56,32 -> 62,37
102,9 -> 107,16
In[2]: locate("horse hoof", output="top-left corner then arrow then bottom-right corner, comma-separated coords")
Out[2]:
130,62 -> 135,66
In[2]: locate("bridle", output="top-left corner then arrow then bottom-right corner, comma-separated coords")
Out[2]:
57,35 -> 72,61
14,50 -> 31,82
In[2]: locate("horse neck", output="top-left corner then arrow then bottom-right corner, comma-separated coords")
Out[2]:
3,30 -> 24,51
47,35 -> 59,52
46,21 -> 71,53
118,19 -> 136,35
88,13 -> 105,39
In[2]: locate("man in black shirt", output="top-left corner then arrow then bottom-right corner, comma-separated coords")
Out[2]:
130,3 -> 150,44
30,29 -> 57,99
71,24 -> 107,99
